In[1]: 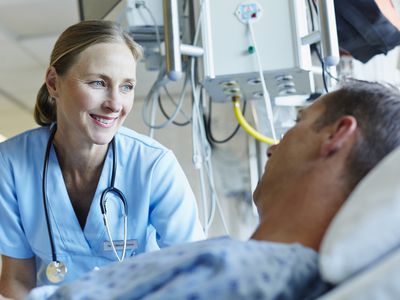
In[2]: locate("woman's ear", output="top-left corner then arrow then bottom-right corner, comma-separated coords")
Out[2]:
320,116 -> 358,157
45,66 -> 59,99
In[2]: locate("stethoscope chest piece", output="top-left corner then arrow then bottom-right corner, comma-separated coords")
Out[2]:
46,261 -> 67,283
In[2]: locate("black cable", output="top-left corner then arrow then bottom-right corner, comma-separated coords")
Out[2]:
307,0 -> 339,92
322,65 -> 329,93
157,95 -> 191,126
324,66 -> 340,82
312,44 -> 340,83
311,0 -> 318,16
306,0 -> 328,92
307,0 -> 315,31
314,47 -> 329,93
204,96 -> 247,144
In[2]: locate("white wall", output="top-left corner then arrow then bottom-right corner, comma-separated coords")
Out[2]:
0,97 -> 36,138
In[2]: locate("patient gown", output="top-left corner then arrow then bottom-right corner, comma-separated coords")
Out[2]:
29,237 -> 332,300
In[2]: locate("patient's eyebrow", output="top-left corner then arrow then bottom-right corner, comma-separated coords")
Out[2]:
296,108 -> 304,121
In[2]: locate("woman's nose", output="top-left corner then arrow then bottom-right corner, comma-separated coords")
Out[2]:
104,89 -> 123,112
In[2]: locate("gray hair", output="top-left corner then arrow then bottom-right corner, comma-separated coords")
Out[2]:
314,79 -> 400,188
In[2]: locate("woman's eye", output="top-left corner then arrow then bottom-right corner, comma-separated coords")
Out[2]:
120,83 -> 134,93
89,80 -> 106,88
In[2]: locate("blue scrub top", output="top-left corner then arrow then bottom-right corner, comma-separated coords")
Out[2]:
0,126 -> 204,286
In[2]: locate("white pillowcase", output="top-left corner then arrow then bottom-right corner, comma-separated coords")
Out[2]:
319,147 -> 400,284
318,248 -> 400,300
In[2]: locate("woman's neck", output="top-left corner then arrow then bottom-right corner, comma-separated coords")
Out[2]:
52,130 -> 108,175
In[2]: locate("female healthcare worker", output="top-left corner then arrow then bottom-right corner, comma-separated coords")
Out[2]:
0,20 -> 204,299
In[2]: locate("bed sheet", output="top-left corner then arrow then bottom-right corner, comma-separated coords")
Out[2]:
29,237 -> 331,300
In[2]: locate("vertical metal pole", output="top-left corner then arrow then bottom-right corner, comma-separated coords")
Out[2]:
163,0 -> 182,80
317,0 -> 340,67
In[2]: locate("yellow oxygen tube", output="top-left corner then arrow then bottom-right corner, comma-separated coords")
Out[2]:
232,95 -> 278,145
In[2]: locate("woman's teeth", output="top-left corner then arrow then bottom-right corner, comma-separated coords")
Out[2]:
92,115 -> 114,124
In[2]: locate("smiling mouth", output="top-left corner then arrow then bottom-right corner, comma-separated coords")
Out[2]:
90,114 -> 117,127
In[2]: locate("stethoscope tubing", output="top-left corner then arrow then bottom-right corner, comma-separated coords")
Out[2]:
42,126 -> 58,263
42,125 -> 128,281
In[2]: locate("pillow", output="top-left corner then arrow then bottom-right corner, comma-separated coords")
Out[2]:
318,247 -> 400,300
319,147 -> 400,284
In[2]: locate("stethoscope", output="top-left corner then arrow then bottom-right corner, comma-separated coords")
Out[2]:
42,125 -> 128,283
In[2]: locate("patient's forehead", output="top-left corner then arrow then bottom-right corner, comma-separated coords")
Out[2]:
296,95 -> 327,119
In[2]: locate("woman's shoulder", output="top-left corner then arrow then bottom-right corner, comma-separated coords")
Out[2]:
0,126 -> 49,158
116,126 -> 170,153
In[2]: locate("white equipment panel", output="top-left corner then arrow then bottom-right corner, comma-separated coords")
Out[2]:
201,0 -> 314,102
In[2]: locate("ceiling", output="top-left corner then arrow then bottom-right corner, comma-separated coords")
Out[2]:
0,0 -> 78,111
0,0 -> 162,138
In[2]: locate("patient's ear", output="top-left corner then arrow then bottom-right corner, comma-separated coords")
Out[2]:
320,116 -> 357,157
45,66 -> 59,99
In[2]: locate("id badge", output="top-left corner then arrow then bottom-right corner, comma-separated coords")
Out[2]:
103,239 -> 138,252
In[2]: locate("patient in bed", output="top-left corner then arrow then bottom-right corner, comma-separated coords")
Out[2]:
27,80 -> 400,300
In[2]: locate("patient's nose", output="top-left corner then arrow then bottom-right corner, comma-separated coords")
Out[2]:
267,144 -> 277,158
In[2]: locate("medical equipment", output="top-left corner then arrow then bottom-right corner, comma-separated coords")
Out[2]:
201,0 -> 313,102
78,0 -> 340,236
42,126 -> 128,283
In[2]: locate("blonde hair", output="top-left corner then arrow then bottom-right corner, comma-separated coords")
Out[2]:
34,20 -> 143,126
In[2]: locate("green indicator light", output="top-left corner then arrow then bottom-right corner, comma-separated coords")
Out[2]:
248,46 -> 255,54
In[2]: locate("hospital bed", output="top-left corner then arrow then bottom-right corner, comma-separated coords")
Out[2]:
316,146 -> 400,299
27,147 -> 400,299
